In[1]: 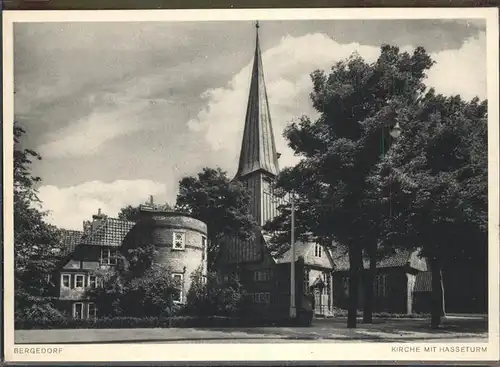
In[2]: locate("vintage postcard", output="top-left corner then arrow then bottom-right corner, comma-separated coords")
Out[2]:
2,8 -> 499,363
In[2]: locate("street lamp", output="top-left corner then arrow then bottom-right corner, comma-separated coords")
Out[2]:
389,122 -> 402,139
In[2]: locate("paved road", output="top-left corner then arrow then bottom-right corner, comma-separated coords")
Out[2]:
15,316 -> 488,344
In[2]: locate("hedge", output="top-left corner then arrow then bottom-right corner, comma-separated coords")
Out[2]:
332,308 -> 430,318
15,315 -> 306,330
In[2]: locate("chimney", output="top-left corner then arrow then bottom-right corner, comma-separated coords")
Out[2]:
83,220 -> 92,233
91,208 -> 107,231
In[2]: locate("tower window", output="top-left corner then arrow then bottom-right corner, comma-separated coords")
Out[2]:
172,232 -> 186,250
171,273 -> 184,302
262,178 -> 273,194
201,236 -> 207,260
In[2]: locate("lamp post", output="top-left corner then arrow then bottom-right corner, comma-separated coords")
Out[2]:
386,121 -> 402,218
289,192 -> 297,318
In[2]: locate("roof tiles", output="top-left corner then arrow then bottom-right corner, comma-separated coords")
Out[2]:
80,218 -> 135,247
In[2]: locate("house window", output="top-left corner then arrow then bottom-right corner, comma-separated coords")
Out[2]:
61,274 -> 71,288
101,248 -> 117,265
376,274 -> 388,297
304,269 -> 310,294
324,273 -> 331,296
88,275 -> 97,288
75,274 -> 85,288
253,292 -> 271,304
342,276 -> 349,296
314,244 -> 322,258
172,273 -> 184,302
88,303 -> 97,319
172,232 -> 186,250
202,275 -> 207,284
73,303 -> 84,319
254,270 -> 270,282
201,236 -> 207,260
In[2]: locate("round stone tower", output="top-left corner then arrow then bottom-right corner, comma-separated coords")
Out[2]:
124,206 -> 208,304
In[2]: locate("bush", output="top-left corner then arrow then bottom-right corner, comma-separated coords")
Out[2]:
184,271 -> 246,317
15,314 -> 306,330
15,315 -> 244,330
85,263 -> 180,318
332,308 -> 430,318
15,296 -> 66,322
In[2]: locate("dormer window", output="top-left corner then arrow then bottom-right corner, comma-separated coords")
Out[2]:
172,232 -> 185,250
314,244 -> 323,258
101,248 -> 118,265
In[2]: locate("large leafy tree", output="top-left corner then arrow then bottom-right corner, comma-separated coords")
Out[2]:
370,91 -> 487,327
14,124 -> 64,317
266,45 -> 434,328
175,167 -> 258,270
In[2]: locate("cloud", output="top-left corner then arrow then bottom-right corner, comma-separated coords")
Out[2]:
428,31 -> 486,101
188,32 -> 486,172
37,98 -> 150,158
38,180 -> 168,230
188,33 -> 381,171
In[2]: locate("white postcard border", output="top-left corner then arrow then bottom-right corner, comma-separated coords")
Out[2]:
3,7 -> 499,363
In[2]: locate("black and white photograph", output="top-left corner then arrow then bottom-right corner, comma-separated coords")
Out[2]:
3,8 -> 499,363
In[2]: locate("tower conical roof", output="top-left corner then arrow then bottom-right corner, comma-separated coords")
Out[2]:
235,22 -> 280,179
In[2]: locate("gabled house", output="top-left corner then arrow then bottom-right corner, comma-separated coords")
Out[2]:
55,206 -> 208,320
275,242 -> 335,317
330,246 -> 428,314
56,210 -> 135,319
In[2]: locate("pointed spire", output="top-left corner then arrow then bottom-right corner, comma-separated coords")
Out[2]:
235,21 -> 280,179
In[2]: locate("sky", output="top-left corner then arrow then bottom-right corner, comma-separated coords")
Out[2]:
14,19 -> 487,230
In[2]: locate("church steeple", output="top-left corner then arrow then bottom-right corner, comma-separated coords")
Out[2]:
235,22 -> 281,227
235,21 -> 280,179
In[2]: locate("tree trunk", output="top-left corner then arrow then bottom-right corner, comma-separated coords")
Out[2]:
363,243 -> 377,323
429,258 -> 445,328
440,269 -> 446,317
348,244 -> 363,328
